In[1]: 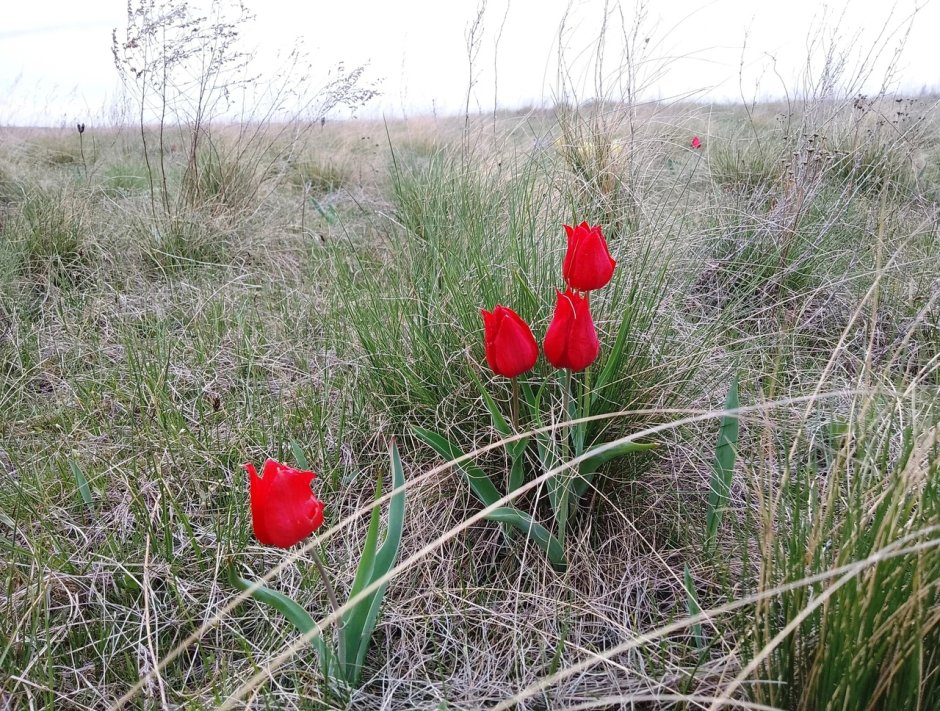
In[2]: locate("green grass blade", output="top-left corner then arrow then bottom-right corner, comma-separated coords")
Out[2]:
412,426 -> 502,506
520,381 -> 562,510
705,374 -> 740,551
468,368 -> 511,437
469,370 -> 528,487
485,507 -> 567,570
591,306 -> 634,405
289,439 -> 311,470
68,458 -> 94,513
519,380 -> 546,420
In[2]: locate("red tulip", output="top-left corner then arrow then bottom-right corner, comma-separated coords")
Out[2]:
245,459 -> 325,548
543,288 -> 600,371
562,222 -> 616,292
691,136 -> 702,149
481,305 -> 539,378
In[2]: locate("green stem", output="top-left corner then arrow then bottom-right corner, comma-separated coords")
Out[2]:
558,369 -> 574,546
507,377 -> 528,494
310,549 -> 345,675
511,377 -> 520,432
580,364 -> 591,453
569,365 -> 591,524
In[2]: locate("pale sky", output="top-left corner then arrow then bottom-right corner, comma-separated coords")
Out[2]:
1,0 -> 937,126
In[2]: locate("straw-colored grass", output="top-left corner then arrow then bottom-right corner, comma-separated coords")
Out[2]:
0,88 -> 937,710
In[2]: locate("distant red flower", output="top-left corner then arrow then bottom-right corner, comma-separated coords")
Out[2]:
543,288 -> 600,372
481,305 -> 539,378
562,222 -> 616,292
246,459 -> 325,548
691,136 -> 702,149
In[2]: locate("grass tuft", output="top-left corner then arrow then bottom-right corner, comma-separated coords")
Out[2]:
142,213 -> 230,274
3,187 -> 87,284
290,157 -> 351,196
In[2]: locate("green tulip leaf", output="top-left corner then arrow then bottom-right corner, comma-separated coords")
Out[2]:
348,440 -> 407,685
508,435 -> 529,461
485,507 -> 567,570
508,449 -> 527,493
573,439 -> 658,499
578,440 -> 658,478
705,374 -> 740,551
412,426 -> 502,506
226,563 -> 333,676
342,474 -> 383,678
684,564 -> 706,651
68,458 -> 94,514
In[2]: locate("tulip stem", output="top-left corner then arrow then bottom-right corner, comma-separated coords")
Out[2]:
309,549 -> 346,674
510,377 -> 520,431
558,368 -> 575,546
563,368 -> 574,449
581,365 -> 591,450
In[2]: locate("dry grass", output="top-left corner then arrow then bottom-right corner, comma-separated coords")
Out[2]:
1,90 -> 938,710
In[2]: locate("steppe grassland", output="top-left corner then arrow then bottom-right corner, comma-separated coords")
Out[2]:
1,94 -> 938,709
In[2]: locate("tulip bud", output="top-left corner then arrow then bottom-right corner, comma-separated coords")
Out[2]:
245,460 -> 325,548
543,288 -> 600,372
562,222 -> 616,292
481,305 -> 539,378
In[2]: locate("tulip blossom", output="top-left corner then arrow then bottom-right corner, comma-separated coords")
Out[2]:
246,459 -> 325,548
543,288 -> 600,371
481,305 -> 540,378
562,222 -> 616,292
691,136 -> 702,149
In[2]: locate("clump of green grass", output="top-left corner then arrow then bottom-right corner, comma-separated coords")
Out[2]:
334,145 -> 689,482
708,137 -> 786,195
740,392 -> 940,710
27,133 -> 93,171
827,137 -> 915,196
823,96 -> 929,199
4,188 -> 87,283
552,103 -> 643,232
397,135 -> 447,159
290,157 -> 351,195
142,213 -> 229,274
41,143 -> 81,166
182,145 -> 264,216
99,163 -> 150,195
0,165 -> 18,203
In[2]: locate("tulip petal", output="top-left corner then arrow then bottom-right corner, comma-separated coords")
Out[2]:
246,462 -> 272,545
247,459 -> 325,548
543,288 -> 599,371
562,222 -> 615,291
481,304 -> 539,378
